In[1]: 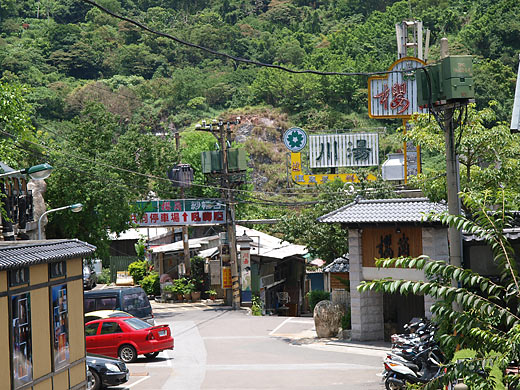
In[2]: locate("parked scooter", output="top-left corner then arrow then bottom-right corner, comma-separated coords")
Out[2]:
383,347 -> 445,390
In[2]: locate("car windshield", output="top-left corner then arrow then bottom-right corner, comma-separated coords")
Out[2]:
124,317 -> 151,330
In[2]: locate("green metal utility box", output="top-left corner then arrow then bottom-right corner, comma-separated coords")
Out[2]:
440,55 -> 474,100
227,148 -> 247,172
417,63 -> 441,107
201,150 -> 223,174
416,55 -> 474,106
201,148 -> 247,174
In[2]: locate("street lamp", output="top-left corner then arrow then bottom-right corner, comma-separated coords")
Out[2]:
38,203 -> 83,240
0,163 -> 53,180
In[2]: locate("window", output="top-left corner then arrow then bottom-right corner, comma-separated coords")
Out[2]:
97,297 -> 117,310
9,268 -> 29,287
124,317 -> 151,330
100,322 -> 122,335
51,284 -> 69,369
84,298 -> 96,313
11,292 -> 32,388
85,323 -> 99,336
122,292 -> 148,311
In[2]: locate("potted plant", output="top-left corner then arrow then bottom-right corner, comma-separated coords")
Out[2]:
162,284 -> 175,301
183,280 -> 195,301
206,289 -> 217,300
173,278 -> 186,301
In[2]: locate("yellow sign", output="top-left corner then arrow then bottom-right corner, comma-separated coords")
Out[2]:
290,153 -> 376,185
222,266 -> 232,289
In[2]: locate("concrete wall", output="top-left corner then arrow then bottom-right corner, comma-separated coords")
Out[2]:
349,228 -> 384,341
422,227 -> 449,318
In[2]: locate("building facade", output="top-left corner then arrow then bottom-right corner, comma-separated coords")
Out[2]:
0,239 -> 96,390
318,197 -> 448,341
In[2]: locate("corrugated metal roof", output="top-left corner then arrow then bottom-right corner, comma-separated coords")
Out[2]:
323,256 -> 349,273
318,197 -> 447,225
0,239 -> 96,270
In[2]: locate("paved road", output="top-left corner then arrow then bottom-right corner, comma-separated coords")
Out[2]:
110,302 -> 386,390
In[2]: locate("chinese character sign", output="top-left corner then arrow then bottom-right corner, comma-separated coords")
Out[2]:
369,58 -> 429,118
309,133 -> 379,168
130,199 -> 226,226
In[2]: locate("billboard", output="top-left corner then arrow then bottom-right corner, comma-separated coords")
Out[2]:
368,57 -> 429,119
309,133 -> 379,168
130,199 -> 226,227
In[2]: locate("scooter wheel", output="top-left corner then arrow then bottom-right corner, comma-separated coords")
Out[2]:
385,376 -> 405,390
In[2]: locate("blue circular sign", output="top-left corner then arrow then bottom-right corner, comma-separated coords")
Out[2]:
283,127 -> 307,152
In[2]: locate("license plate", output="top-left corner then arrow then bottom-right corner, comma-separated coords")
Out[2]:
158,330 -> 167,337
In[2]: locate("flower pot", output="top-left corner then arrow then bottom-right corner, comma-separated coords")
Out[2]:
177,293 -> 184,301
183,293 -> 191,301
163,291 -> 174,301
191,291 -> 201,301
209,295 -> 216,301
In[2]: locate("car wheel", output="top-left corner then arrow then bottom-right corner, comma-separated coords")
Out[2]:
90,369 -> 102,390
119,344 -> 137,363
145,352 -> 159,359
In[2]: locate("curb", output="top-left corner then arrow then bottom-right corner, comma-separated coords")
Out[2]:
326,340 -> 390,351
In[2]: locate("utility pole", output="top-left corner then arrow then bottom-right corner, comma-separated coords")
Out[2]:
217,120 -> 241,310
438,38 -> 463,270
197,118 -> 242,309
175,132 -> 191,275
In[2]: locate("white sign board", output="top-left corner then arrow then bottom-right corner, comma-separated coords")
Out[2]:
309,133 -> 379,168
369,57 -> 429,118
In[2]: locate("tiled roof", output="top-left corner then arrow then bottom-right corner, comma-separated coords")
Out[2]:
317,197 -> 447,225
323,256 -> 349,273
0,239 -> 96,270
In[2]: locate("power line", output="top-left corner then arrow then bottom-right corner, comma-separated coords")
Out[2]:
80,0 -> 425,78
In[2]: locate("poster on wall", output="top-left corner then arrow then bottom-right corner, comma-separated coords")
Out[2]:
52,284 -> 69,369
12,292 -> 32,388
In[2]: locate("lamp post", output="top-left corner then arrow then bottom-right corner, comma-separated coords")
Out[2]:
38,203 -> 83,240
0,163 -> 53,180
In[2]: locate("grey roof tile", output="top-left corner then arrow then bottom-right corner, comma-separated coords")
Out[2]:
318,197 -> 447,225
0,239 -> 96,270
323,256 -> 349,273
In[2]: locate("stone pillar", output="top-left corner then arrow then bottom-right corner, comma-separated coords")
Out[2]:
422,227 -> 449,318
349,228 -> 384,341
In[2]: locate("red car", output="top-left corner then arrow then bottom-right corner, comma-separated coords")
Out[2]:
85,317 -> 173,363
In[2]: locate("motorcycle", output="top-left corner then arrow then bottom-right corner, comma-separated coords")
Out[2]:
383,347 -> 446,390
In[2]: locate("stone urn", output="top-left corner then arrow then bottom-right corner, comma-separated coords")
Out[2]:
313,300 -> 345,338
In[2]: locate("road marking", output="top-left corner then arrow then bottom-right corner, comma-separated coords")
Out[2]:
205,363 -> 379,371
126,375 -> 150,388
269,317 -> 293,335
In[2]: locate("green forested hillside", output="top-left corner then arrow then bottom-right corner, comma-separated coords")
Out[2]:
1,0 -> 519,254
1,0 -> 518,129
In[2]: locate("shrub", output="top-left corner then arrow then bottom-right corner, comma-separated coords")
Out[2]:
97,268 -> 111,284
307,290 -> 330,311
341,309 -> 351,330
140,272 -> 160,296
252,295 -> 262,316
128,260 -> 149,284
